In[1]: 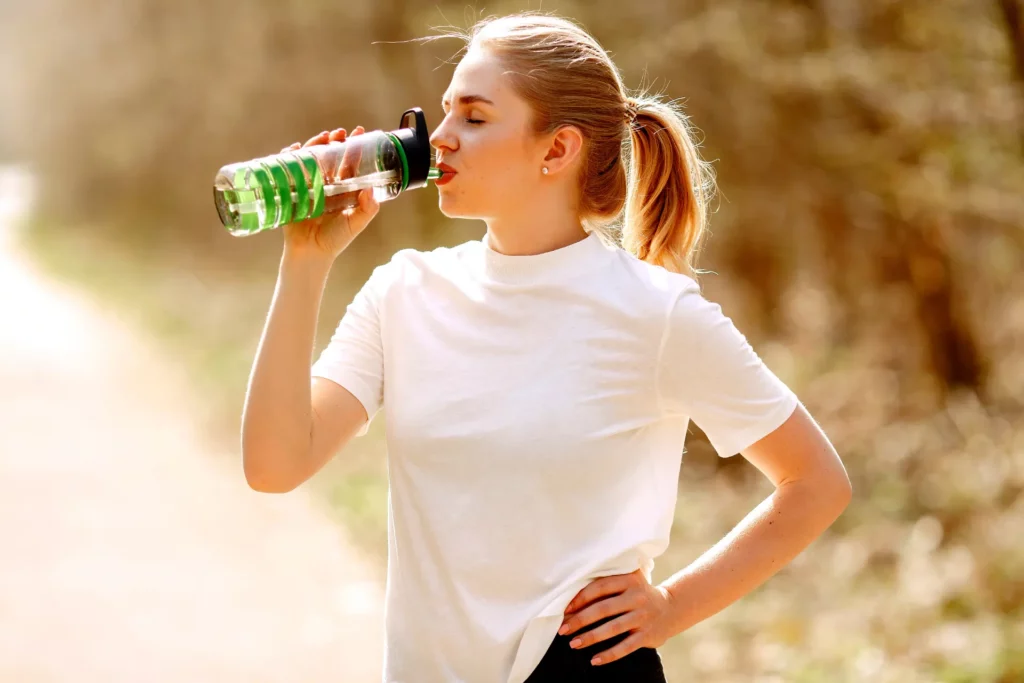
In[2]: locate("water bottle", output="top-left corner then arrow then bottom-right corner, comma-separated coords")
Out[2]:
213,107 -> 442,236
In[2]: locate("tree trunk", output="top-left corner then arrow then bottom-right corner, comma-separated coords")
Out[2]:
896,218 -> 986,394
999,0 -> 1024,83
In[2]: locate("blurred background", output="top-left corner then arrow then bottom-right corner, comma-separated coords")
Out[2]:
1,0 -> 1022,681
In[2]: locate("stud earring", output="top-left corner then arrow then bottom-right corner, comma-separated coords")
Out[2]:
542,167 -> 549,175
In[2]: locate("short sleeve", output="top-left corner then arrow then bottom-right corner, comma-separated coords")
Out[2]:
310,261 -> 393,437
657,283 -> 799,458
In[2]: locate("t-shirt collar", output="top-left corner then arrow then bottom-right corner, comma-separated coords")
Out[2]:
479,230 -> 612,284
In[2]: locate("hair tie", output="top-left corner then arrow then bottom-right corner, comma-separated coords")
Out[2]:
624,98 -> 640,125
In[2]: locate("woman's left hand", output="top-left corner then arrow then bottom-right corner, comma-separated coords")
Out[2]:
558,568 -> 678,666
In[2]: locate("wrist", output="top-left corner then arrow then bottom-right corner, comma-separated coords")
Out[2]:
657,579 -> 691,637
280,246 -> 336,280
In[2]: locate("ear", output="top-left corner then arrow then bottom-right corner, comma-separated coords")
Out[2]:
542,125 -> 584,175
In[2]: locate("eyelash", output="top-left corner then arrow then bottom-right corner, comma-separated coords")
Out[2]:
442,110 -> 484,126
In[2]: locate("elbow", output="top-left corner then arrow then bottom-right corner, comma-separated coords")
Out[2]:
835,475 -> 854,510
241,449 -> 300,494
822,470 -> 853,517
240,424 -> 308,493
787,468 -> 852,520
244,469 -> 298,494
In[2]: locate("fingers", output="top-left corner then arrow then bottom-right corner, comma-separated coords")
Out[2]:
358,187 -> 379,217
588,631 -> 645,666
565,574 -> 634,615
564,612 -> 637,650
339,125 -> 366,179
560,593 -> 637,637
328,125 -> 364,144
290,125 -> 363,152
304,130 -> 330,147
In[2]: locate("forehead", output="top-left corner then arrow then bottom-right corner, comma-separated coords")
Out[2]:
442,47 -> 510,103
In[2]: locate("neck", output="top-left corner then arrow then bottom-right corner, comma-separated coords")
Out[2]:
484,198 -> 588,256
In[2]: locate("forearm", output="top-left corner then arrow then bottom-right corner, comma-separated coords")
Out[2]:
657,477 -> 851,636
241,247 -> 334,489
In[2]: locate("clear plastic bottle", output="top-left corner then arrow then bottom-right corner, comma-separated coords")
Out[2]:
213,107 -> 441,236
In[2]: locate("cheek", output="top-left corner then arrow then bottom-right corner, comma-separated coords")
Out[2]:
473,129 -> 529,181
438,128 -> 530,212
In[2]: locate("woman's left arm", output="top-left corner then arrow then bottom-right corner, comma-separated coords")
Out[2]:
560,402 -> 851,665
656,401 -> 851,632
560,285 -> 853,666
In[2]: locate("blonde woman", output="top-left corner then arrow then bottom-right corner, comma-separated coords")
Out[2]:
241,12 -> 852,683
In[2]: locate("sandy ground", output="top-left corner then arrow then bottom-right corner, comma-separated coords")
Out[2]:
0,168 -> 385,682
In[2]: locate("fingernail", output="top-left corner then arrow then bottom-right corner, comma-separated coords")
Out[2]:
591,656 -> 602,665
557,624 -> 568,635
570,638 -> 582,649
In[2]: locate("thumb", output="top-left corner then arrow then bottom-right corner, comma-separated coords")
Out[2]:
359,188 -> 380,216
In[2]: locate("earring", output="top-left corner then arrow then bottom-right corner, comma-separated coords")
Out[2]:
542,167 -> 549,175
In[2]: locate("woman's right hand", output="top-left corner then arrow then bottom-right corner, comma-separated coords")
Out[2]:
278,126 -> 380,260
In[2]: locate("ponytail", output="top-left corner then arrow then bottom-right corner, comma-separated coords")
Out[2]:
622,98 -> 715,280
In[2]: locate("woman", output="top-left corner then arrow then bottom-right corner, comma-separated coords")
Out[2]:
241,12 -> 852,683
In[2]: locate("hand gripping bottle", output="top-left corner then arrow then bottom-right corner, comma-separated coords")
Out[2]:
213,107 -> 442,236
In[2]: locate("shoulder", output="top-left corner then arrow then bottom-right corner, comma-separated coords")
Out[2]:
364,239 -> 477,276
602,245 -> 702,314
362,239 -> 481,300
596,246 -> 740,352
381,239 -> 480,277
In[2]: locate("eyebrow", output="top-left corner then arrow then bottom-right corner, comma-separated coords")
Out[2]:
441,94 -> 496,109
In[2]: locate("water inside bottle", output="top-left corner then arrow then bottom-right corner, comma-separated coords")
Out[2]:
215,154 -> 445,236
227,169 -> 399,214
214,160 -> 404,236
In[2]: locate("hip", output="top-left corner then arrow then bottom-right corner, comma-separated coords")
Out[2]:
524,614 -> 666,682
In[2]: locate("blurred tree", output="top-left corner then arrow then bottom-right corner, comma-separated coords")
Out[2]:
5,0 -> 1021,397
608,0 -> 1003,398
6,5 -> 1024,676
999,0 -> 1024,83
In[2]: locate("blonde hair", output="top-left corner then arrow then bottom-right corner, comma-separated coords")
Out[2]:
423,12 -> 716,279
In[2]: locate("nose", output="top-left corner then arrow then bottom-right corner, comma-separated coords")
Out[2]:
429,116 -> 457,154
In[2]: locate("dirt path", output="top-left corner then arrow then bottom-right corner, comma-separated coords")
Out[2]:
0,168 -> 385,682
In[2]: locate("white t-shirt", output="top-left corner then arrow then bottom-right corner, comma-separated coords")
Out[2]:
311,230 -> 798,683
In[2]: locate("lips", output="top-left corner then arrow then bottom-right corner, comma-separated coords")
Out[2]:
435,162 -> 457,187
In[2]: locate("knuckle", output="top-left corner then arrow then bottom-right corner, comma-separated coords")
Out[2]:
602,647 -> 625,664
608,639 -> 637,660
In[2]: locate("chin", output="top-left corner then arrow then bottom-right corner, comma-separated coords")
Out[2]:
437,193 -> 483,220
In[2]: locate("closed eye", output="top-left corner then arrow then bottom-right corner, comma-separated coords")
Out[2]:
440,108 -> 484,125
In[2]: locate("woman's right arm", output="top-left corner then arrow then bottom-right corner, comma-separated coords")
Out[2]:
240,126 -> 380,493
240,247 -> 367,492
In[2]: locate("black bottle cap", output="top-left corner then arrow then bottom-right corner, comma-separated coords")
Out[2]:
393,107 -> 431,191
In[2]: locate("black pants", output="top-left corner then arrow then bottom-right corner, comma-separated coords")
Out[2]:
524,614 -> 667,682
